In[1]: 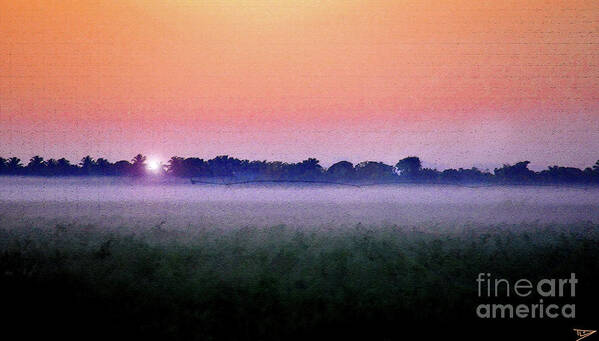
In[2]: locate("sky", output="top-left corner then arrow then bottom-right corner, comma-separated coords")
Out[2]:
1,0 -> 598,170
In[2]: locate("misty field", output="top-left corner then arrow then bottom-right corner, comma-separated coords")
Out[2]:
1,177 -> 599,340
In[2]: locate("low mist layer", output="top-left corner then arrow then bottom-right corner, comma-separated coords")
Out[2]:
1,177 -> 598,229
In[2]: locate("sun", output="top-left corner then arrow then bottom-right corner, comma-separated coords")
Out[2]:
147,160 -> 161,172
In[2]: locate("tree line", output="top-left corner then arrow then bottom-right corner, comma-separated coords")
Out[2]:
1,154 -> 599,184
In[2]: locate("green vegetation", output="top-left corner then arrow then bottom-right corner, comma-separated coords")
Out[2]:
1,223 -> 598,340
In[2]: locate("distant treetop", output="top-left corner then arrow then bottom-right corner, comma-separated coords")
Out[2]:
1,154 -> 598,185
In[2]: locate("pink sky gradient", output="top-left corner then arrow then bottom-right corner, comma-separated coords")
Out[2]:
1,0 -> 598,169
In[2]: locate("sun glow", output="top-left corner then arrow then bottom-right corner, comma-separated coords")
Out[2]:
147,160 -> 161,172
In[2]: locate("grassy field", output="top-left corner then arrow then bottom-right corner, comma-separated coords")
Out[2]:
1,222 -> 598,340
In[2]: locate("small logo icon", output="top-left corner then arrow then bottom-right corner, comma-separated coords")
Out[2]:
574,329 -> 597,341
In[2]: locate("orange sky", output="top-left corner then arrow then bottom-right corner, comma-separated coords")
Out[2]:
1,0 -> 598,169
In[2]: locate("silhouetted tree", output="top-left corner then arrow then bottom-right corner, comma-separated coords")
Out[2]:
419,168 -> 441,182
113,160 -> 132,176
264,161 -> 290,180
131,154 -> 146,164
355,161 -> 395,181
7,157 -> 23,174
539,166 -> 587,184
395,157 -> 422,180
244,160 -> 269,179
290,158 -> 324,180
165,157 -> 210,177
27,156 -> 46,175
130,154 -> 147,177
327,161 -> 355,180
184,158 -> 210,177
441,167 -> 491,183
95,158 -> 113,175
46,159 -> 59,175
494,161 -> 536,183
79,156 -> 96,175
166,157 -> 185,177
61,158 -> 78,175
0,157 -> 6,174
207,156 -> 243,178
1,153 -> 598,184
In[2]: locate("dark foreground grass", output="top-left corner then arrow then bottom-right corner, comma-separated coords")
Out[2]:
1,223 -> 598,340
